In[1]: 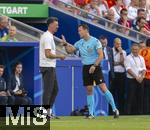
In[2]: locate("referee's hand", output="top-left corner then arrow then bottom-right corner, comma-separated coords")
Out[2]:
89,65 -> 96,74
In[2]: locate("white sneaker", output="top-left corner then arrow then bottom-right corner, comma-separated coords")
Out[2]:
113,109 -> 119,119
85,114 -> 95,119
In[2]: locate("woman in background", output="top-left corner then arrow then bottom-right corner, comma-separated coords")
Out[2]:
7,62 -> 32,105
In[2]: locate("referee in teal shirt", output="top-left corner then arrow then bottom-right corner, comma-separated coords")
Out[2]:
62,24 -> 119,119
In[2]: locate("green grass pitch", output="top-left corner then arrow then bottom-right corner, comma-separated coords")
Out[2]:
50,116 -> 150,130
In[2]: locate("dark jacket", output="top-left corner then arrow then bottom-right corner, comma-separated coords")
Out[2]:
0,27 -> 8,38
7,74 -> 24,95
0,76 -> 6,91
105,46 -> 115,78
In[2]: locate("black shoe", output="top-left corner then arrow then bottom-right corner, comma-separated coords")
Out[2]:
113,109 -> 119,119
85,114 -> 95,119
50,114 -> 60,119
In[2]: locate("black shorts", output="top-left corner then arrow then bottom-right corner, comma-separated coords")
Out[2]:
82,65 -> 105,86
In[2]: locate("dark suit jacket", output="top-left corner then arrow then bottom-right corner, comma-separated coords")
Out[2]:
105,47 -> 115,78
7,74 -> 24,95
0,77 -> 6,91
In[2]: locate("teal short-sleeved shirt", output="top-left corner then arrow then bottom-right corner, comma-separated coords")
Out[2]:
74,36 -> 102,65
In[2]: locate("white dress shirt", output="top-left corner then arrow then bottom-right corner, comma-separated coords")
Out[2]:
13,76 -> 20,92
103,47 -> 110,71
113,48 -> 126,73
124,53 -> 146,79
39,31 -> 56,67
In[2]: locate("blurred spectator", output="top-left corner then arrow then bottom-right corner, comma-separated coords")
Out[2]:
132,9 -> 150,31
57,0 -> 75,12
97,0 -> 109,17
139,41 -> 146,51
75,5 -> 89,18
1,26 -> 17,42
105,9 -> 115,22
86,0 -> 101,23
105,9 -> 116,28
0,65 -> 15,105
139,0 -> 147,9
112,38 -> 126,115
0,16 -> 9,38
118,8 -> 131,34
133,17 -> 147,31
124,43 -> 146,115
127,0 -> 139,20
74,0 -> 91,6
110,0 -> 123,22
140,39 -> 150,114
147,1 -> 150,21
140,26 -> 150,36
132,9 -> 145,27
139,0 -> 150,21
123,0 -> 131,8
137,8 -> 147,19
139,41 -> 146,56
106,0 -> 116,8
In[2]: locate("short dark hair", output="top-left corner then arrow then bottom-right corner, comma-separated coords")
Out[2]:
0,65 -> 5,69
131,43 -> 139,48
137,8 -> 145,15
78,24 -> 89,31
136,17 -> 145,24
99,35 -> 107,40
146,39 -> 150,47
47,17 -> 58,26
120,8 -> 128,14
139,41 -> 145,44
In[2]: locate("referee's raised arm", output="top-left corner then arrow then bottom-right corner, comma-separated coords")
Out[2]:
61,35 -> 76,54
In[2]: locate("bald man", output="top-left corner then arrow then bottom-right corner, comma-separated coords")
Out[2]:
1,26 -> 17,42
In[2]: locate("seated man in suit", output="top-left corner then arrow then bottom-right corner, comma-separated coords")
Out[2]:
0,65 -> 15,105
7,62 -> 32,105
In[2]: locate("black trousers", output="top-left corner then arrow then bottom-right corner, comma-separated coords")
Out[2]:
0,96 -> 15,105
143,79 -> 150,114
126,78 -> 144,115
40,67 -> 58,109
111,72 -> 126,115
14,96 -> 32,105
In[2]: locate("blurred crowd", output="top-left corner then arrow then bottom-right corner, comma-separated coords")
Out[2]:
44,0 -> 150,36
0,16 -> 17,42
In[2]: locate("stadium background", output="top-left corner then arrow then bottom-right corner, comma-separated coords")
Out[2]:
0,0 -> 149,117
